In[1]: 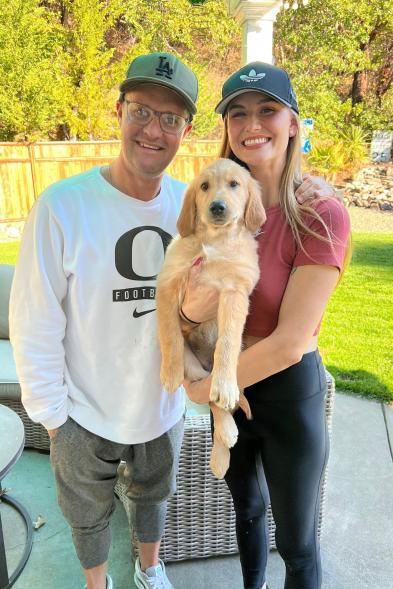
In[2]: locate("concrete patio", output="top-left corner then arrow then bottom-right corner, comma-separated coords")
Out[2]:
2,392 -> 393,589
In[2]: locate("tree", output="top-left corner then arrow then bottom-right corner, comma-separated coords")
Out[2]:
274,0 -> 393,137
0,0 -> 65,140
55,0 -> 125,139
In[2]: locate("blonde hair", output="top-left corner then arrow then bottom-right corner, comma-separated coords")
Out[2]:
219,112 -> 352,277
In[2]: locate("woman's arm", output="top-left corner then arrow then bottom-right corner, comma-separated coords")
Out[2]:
184,263 -> 339,404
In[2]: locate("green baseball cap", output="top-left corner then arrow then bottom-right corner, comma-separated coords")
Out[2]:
119,53 -> 198,115
215,62 -> 299,115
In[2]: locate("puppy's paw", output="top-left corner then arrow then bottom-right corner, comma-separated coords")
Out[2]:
215,413 -> 238,448
209,379 -> 239,411
210,438 -> 230,480
160,365 -> 184,394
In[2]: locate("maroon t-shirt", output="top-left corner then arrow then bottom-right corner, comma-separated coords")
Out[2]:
245,198 -> 351,338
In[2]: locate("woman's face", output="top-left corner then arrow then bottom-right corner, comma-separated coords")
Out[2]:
226,91 -> 298,172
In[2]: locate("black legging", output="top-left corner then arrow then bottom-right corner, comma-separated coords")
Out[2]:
224,351 -> 329,589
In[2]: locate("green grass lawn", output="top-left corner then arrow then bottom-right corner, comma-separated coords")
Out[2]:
0,240 -> 20,264
319,232 -> 393,402
1,233 -> 392,402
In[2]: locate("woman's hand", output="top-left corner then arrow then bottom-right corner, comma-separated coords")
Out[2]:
295,174 -> 338,204
181,257 -> 219,324
183,376 -> 212,405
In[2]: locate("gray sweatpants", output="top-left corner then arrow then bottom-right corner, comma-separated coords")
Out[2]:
50,416 -> 184,569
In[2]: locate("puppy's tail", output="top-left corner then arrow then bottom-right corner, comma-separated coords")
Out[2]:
238,392 -> 252,420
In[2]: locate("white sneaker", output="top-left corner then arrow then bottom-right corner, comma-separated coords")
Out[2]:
134,557 -> 174,589
83,574 -> 113,589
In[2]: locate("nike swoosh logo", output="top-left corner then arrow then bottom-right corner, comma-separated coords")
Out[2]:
133,308 -> 156,318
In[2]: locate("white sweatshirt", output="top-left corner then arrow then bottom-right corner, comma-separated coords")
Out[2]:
9,167 -> 186,444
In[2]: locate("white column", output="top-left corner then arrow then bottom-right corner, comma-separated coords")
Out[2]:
227,0 -> 283,64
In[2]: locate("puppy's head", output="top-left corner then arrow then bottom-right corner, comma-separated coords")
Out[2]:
177,158 -> 265,237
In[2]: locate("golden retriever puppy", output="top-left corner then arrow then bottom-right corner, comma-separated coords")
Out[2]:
156,158 -> 266,478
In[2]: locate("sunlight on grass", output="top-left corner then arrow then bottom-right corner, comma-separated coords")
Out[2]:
1,233 -> 393,401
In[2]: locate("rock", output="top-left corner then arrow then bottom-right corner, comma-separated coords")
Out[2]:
338,163 -> 393,210
380,202 -> 393,211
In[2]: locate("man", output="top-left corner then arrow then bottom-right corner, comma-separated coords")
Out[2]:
10,52 -> 197,589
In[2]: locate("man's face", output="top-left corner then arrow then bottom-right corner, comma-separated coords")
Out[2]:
117,84 -> 192,180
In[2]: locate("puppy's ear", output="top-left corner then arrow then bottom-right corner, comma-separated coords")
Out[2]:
245,176 -> 266,233
177,180 -> 197,237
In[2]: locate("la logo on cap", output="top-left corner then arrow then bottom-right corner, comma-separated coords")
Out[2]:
155,56 -> 174,80
240,69 -> 266,83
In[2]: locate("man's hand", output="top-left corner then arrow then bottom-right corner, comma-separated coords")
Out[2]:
47,428 -> 59,439
181,257 -> 219,325
295,174 -> 338,204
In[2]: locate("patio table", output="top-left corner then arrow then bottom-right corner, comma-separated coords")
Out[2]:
0,404 -> 33,588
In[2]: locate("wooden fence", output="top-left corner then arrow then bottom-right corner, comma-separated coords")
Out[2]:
0,140 -> 221,224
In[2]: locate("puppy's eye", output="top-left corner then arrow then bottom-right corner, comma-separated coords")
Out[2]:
230,180 -> 239,188
201,181 -> 209,191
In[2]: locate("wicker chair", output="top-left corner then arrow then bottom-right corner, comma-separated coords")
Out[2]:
115,370 -> 335,561
0,264 -> 50,451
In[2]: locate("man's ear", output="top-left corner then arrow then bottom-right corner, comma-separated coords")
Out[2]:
116,101 -> 123,125
177,179 -> 197,237
182,123 -> 193,142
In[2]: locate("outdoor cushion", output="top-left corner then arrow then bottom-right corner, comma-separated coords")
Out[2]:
0,264 -> 14,339
0,338 -> 49,449
0,339 -> 20,401
0,339 -> 18,383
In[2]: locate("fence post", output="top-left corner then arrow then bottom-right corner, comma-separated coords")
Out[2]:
27,143 -> 39,201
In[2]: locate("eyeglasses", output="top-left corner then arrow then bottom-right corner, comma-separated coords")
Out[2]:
124,101 -> 190,135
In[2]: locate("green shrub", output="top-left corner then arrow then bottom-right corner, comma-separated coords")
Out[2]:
305,125 -> 369,181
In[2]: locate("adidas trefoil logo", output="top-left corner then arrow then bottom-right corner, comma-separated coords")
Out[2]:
240,69 -> 266,83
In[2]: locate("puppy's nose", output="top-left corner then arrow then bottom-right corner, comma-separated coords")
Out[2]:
209,200 -> 227,217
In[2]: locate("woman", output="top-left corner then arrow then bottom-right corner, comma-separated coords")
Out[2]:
182,62 -> 351,589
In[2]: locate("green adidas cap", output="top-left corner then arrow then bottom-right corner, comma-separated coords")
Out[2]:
119,53 -> 198,115
215,62 -> 299,115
